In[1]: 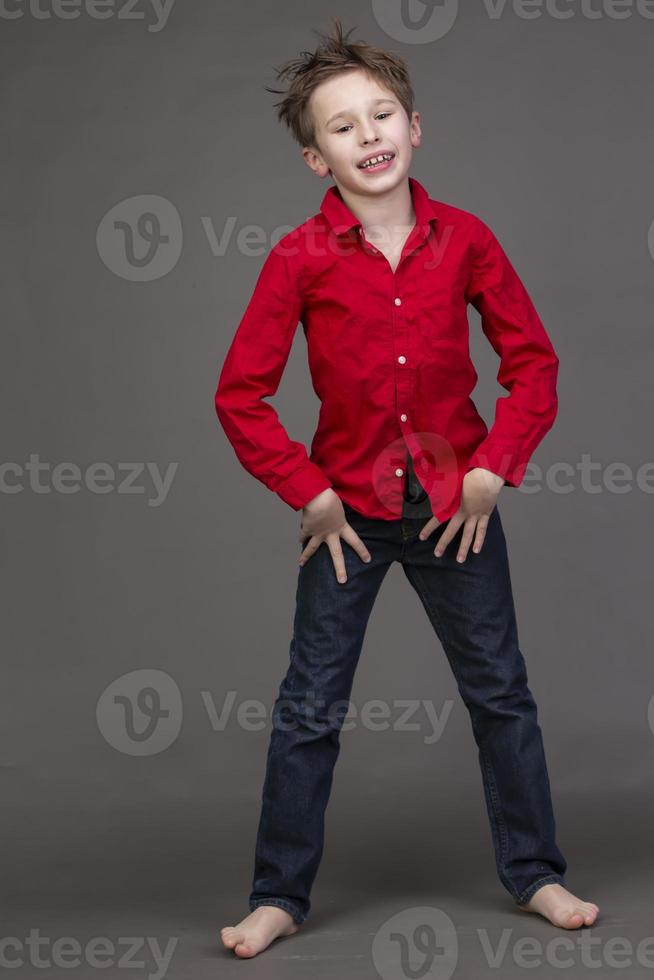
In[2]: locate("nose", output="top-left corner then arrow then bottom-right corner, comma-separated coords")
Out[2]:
361,125 -> 381,146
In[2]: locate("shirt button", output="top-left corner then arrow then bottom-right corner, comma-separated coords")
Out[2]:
395,467 -> 404,477
400,413 -> 407,422
394,297 -> 402,306
398,355 -> 406,364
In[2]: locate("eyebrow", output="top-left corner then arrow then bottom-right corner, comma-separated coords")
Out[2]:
324,98 -> 397,128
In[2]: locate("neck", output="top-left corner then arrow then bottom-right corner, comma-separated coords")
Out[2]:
335,177 -> 416,243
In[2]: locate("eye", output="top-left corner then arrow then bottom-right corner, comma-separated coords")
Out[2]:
334,111 -> 392,134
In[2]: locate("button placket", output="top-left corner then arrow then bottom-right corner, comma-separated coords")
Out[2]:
390,266 -> 416,511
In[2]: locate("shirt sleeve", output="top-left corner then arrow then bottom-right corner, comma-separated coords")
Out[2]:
214,242 -> 333,511
464,217 -> 559,487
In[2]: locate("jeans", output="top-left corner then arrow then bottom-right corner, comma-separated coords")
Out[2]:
248,502 -> 567,925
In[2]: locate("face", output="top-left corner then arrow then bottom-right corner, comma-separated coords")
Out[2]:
302,67 -> 421,197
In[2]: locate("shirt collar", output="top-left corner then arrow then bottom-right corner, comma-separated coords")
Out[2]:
318,176 -> 438,238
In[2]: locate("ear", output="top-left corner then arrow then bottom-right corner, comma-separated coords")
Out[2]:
302,145 -> 331,178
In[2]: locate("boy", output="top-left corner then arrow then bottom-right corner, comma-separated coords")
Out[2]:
215,19 -> 598,959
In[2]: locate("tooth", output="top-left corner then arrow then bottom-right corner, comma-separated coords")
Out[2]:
364,154 -> 390,167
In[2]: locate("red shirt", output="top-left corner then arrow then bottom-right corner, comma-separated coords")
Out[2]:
214,176 -> 559,522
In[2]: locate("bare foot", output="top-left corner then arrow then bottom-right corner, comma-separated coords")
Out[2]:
220,905 -> 300,958
518,883 -> 600,928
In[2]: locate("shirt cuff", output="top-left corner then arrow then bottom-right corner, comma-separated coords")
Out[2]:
274,462 -> 334,511
465,441 -> 528,488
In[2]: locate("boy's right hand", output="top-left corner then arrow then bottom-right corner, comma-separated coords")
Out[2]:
298,489 -> 372,584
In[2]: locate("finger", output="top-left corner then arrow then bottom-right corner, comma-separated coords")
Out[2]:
418,517 -> 440,540
471,514 -> 490,554
434,513 -> 464,557
456,517 -> 479,563
326,534 -> 347,584
340,525 -> 372,564
298,536 -> 320,564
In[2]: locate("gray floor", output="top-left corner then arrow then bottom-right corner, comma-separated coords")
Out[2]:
3,790 -> 649,979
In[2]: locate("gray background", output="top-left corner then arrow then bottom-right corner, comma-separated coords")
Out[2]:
2,1 -> 653,977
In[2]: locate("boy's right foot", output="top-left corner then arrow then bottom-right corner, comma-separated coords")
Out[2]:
518,883 -> 599,928
220,906 -> 300,958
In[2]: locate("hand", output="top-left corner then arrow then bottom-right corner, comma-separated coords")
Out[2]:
417,468 -> 505,562
298,489 -> 372,584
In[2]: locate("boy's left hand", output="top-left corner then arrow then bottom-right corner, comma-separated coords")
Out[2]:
418,468 -> 506,562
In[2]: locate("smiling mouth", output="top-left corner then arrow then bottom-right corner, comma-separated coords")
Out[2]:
357,152 -> 396,171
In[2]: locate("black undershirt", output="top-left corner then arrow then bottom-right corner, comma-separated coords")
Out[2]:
402,451 -> 432,518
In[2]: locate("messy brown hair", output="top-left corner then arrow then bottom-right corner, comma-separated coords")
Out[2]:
265,17 -> 415,151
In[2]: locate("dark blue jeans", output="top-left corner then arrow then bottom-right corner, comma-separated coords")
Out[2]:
248,503 -> 567,925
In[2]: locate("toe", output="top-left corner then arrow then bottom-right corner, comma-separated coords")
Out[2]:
234,942 -> 256,959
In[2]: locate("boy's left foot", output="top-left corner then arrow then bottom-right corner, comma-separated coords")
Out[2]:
518,883 -> 599,928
